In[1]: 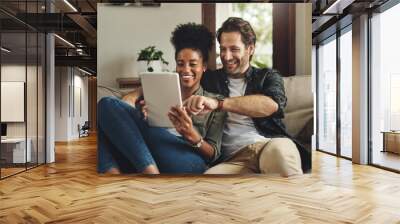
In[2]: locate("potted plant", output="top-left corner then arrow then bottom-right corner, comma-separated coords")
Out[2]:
137,46 -> 169,72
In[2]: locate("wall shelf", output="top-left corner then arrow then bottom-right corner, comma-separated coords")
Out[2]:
116,77 -> 141,89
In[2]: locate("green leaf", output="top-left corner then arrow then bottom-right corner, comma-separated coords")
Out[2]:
137,45 -> 169,67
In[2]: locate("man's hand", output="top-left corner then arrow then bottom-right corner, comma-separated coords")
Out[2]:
168,106 -> 201,144
122,87 -> 143,107
183,95 -> 219,115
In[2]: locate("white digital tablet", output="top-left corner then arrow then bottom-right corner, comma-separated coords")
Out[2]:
139,72 -> 182,127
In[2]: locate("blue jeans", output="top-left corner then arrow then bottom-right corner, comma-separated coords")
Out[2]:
97,96 -> 207,174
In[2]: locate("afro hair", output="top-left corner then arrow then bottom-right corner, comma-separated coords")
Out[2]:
170,23 -> 213,63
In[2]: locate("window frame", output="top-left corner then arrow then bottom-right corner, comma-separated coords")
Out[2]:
315,23 -> 353,160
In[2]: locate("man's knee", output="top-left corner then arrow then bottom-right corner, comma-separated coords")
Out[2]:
259,138 -> 303,177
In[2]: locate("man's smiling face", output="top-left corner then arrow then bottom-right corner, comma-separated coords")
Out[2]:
219,32 -> 254,78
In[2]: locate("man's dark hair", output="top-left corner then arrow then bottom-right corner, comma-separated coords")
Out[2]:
217,17 -> 256,47
171,23 -> 213,63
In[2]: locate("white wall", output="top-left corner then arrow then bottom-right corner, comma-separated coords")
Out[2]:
1,82 -> 25,122
73,74 -> 89,138
1,65 -> 26,140
1,64 -> 46,163
1,65 -> 26,81
97,3 -> 202,99
296,3 -> 312,76
55,67 -> 69,141
55,67 -> 89,141
1,65 -> 35,137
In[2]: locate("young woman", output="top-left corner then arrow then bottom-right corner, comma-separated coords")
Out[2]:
97,23 -> 225,174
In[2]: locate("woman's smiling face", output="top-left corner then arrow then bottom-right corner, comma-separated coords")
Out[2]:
176,48 -> 206,91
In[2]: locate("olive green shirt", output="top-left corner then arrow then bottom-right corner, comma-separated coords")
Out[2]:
191,86 -> 226,164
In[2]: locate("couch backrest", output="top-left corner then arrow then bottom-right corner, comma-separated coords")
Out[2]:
282,75 -> 313,137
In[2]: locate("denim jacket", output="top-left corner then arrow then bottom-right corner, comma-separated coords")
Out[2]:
201,67 -> 311,172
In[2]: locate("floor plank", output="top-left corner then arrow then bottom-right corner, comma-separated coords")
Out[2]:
372,151 -> 400,171
1,135 -> 400,223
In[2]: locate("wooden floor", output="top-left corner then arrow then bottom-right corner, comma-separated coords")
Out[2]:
1,135 -> 400,223
1,163 -> 45,178
372,151 -> 400,171
1,167 -> 26,178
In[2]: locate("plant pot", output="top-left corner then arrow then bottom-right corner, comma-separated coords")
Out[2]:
137,60 -> 162,73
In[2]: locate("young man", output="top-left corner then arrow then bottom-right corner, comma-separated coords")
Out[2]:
184,17 -> 311,176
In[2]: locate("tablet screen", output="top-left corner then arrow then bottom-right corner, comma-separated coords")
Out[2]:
140,72 -> 182,127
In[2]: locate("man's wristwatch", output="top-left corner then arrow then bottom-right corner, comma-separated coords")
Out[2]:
191,137 -> 203,149
216,96 -> 225,112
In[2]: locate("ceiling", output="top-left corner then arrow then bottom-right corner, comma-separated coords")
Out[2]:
1,0 -> 98,74
0,0 -> 394,75
311,0 -> 391,43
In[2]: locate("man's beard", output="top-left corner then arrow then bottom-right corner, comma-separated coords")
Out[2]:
223,58 -> 249,78
224,68 -> 243,78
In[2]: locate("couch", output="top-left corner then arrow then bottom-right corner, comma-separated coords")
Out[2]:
103,75 -> 315,149
282,75 -> 313,150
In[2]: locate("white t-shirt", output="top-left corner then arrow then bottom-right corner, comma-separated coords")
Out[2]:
221,77 -> 268,159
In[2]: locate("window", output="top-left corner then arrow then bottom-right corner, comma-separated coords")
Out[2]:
316,22 -> 353,159
317,36 -> 337,154
390,75 -> 400,130
370,2 -> 400,171
339,28 -> 352,158
216,3 -> 273,68
0,1 -> 47,179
